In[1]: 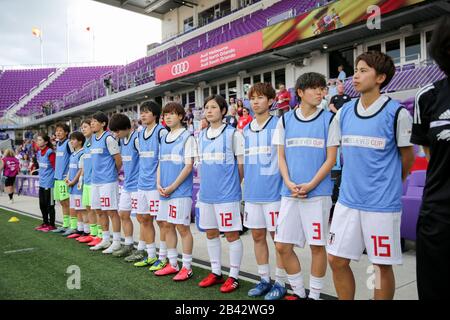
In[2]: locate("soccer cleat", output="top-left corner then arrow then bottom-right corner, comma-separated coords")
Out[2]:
112,244 -> 134,258
134,256 -> 158,267
149,258 -> 167,271
51,226 -> 66,233
264,282 -> 287,300
220,277 -> 240,293
41,226 -> 57,233
154,263 -> 179,276
173,267 -> 193,281
90,240 -> 111,251
87,237 -> 102,246
198,273 -> 225,288
62,228 -> 76,237
248,279 -> 272,297
67,232 -> 82,239
124,249 -> 147,263
78,235 -> 94,243
35,223 -> 48,231
102,242 -> 122,254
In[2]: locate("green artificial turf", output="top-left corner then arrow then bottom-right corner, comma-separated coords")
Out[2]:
0,208 -> 258,300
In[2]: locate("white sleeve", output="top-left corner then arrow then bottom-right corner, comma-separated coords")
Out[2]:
396,108 -> 413,147
134,136 -> 140,152
184,136 -> 198,161
233,131 -> 245,156
272,117 -> 285,145
79,154 -> 84,169
105,136 -> 120,155
327,109 -> 342,147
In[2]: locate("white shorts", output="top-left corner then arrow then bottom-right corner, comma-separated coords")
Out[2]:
326,202 -> 402,265
275,196 -> 332,248
91,182 -> 119,211
198,201 -> 242,232
158,197 -> 192,226
137,189 -> 160,216
70,194 -> 85,210
244,201 -> 281,232
118,190 -> 138,216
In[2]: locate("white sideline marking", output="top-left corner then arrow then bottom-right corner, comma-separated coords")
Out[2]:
4,248 -> 35,254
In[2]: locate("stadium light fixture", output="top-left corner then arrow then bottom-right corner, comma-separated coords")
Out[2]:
322,43 -> 328,50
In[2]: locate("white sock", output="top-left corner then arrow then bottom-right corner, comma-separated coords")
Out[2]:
113,232 -> 121,243
137,240 -> 146,251
258,264 -> 270,283
182,253 -> 192,270
77,222 -> 84,232
206,237 -> 222,275
83,223 -> 90,234
125,236 -> 134,245
275,267 -> 287,286
102,231 -> 110,241
229,238 -> 243,279
309,275 -> 325,300
159,241 -> 167,260
287,271 -> 306,298
168,248 -> 178,268
146,243 -> 156,258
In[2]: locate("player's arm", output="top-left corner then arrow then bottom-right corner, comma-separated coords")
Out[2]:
298,146 -> 338,197
233,131 -> 245,183
423,146 -> 430,161
399,146 -> 415,181
329,103 -> 338,113
165,162 -> 193,196
68,168 -> 83,187
113,154 -> 122,173
278,144 -> 298,197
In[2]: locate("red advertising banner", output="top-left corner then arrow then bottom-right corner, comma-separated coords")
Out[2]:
155,31 -> 263,84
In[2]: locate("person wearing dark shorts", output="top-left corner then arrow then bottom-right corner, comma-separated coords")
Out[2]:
1,149 -> 19,203
35,134 -> 57,232
411,15 -> 450,300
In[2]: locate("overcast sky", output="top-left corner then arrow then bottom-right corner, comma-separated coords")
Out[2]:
0,0 -> 162,67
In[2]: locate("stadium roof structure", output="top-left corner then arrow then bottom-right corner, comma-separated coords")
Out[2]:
92,0 -> 197,19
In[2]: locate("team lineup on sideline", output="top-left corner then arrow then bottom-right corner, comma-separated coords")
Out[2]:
0,0 -> 449,304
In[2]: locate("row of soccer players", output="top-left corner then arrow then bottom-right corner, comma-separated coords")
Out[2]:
36,50 -> 414,300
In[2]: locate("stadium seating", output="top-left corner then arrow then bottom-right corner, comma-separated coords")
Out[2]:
343,63 -> 446,98
401,170 -> 426,241
17,66 -> 117,116
0,68 -> 55,113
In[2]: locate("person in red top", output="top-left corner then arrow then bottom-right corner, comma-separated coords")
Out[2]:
237,107 -> 253,131
1,149 -> 20,203
275,84 -> 292,115
34,134 -> 57,231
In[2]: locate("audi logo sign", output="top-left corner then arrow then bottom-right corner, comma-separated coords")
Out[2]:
171,61 -> 190,76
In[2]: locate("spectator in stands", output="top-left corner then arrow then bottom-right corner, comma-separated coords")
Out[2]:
224,106 -> 238,128
275,84 -> 291,115
319,86 -> 330,111
327,79 -> 338,98
337,65 -> 347,82
411,15 -> 450,300
184,107 -> 194,127
29,156 -> 39,175
329,82 -> 351,113
237,107 -> 253,131
19,153 -> 30,175
236,99 -> 244,117
0,149 -> 20,204
229,97 -> 237,111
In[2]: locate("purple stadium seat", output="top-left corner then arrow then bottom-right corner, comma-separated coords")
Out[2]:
401,170 -> 426,241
